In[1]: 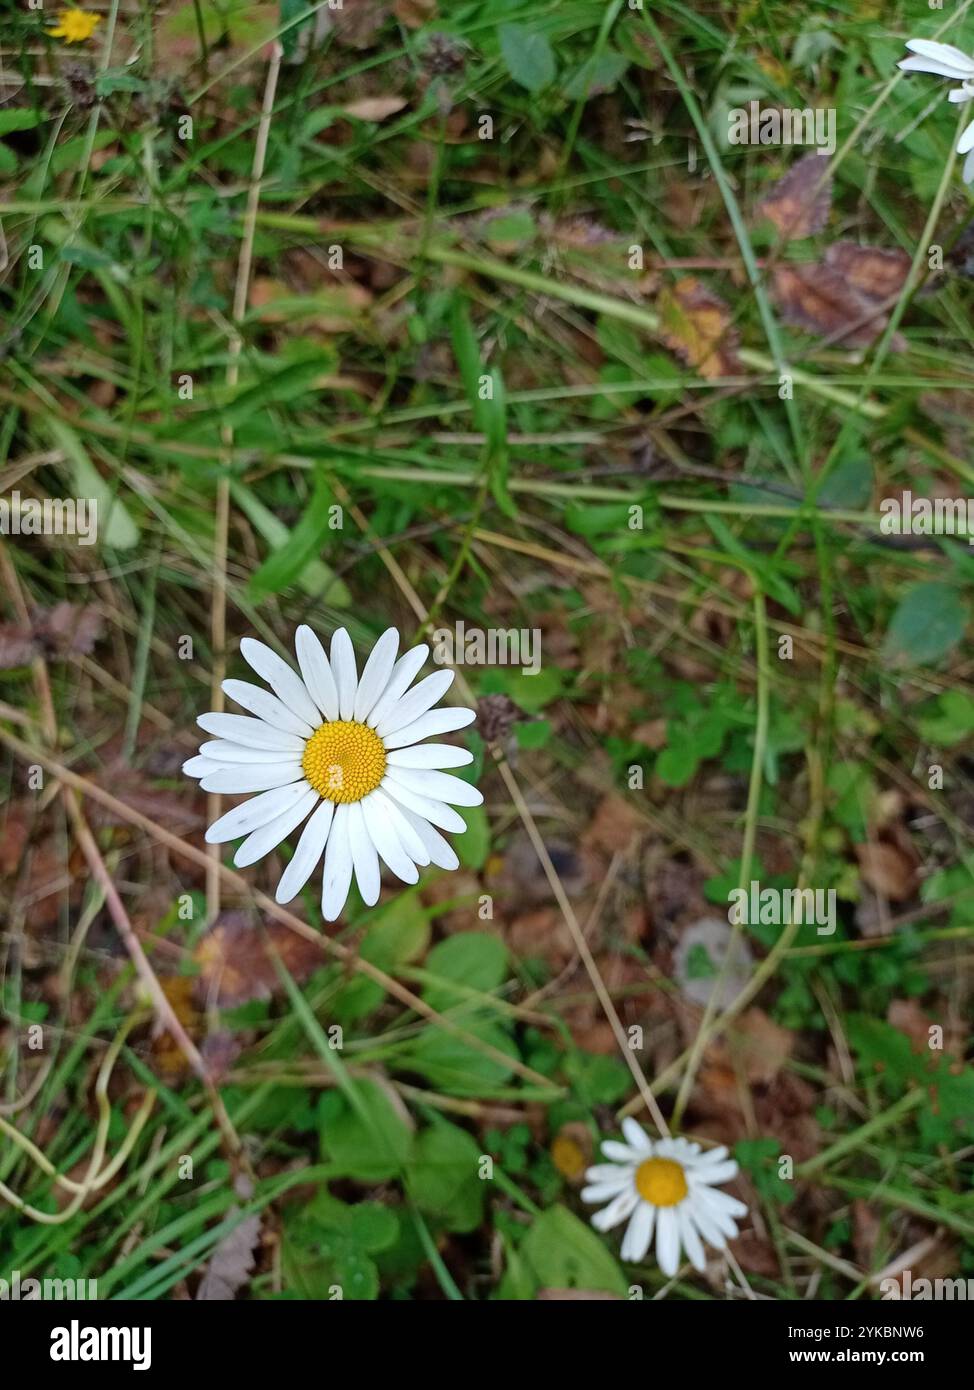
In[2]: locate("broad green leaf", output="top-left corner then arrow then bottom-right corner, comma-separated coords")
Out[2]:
521,1205 -> 627,1293
0,110 -> 43,136
498,23 -> 556,93
421,932 -> 507,1011
318,1080 -> 411,1182
882,582 -> 968,667
454,803 -> 490,870
406,1121 -> 485,1233
562,50 -> 629,100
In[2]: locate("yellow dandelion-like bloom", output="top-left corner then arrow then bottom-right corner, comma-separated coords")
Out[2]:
47,8 -> 101,43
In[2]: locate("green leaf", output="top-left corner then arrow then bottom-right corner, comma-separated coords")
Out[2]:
562,50 -> 628,100
422,932 -> 507,1012
231,480 -> 351,605
359,891 -> 430,973
0,110 -> 43,136
219,354 -> 333,431
917,690 -> 974,746
498,23 -> 556,93
453,802 -> 491,870
404,1021 -> 517,1096
882,582 -> 968,667
406,1121 -> 485,1233
521,1206 -> 628,1293
46,419 -> 140,550
245,472 -> 348,602
318,1080 -> 411,1182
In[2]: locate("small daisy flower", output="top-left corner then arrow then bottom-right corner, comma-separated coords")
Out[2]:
184,626 -> 482,921
583,1119 -> 747,1277
898,39 -> 974,179
47,8 -> 101,42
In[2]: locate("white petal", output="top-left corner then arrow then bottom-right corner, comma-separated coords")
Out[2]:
584,1164 -> 632,1186
199,740 -> 292,764
379,778 -> 468,834
620,1117 -> 654,1154
240,638 -> 322,728
183,755 -> 221,778
696,1187 -> 745,1236
233,787 -> 318,868
321,804 -> 353,921
898,54 -> 973,79
383,766 -> 483,807
387,743 -> 473,770
591,1188 -> 638,1232
275,799 -> 334,903
398,807 -> 459,871
374,670 -> 455,739
684,1198 -> 726,1251
330,628 -> 358,720
294,625 -> 339,721
700,1186 -> 749,1222
678,1205 -> 706,1272
621,1202 -> 654,1262
353,627 -> 399,722
382,706 -> 476,749
366,788 -> 430,865
692,1145 -> 730,1168
197,712 -> 306,752
958,115 -> 974,153
200,763 -> 305,794
949,85 -> 974,101
581,1180 -> 631,1203
206,781 -> 315,844
222,679 -> 314,738
600,1140 -> 641,1163
347,801 -> 381,906
365,643 -> 429,729
905,38 -> 974,75
690,1160 -> 738,1186
360,792 -> 420,885
655,1205 -> 681,1277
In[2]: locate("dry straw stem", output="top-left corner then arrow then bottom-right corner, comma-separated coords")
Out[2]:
208,41 -> 283,924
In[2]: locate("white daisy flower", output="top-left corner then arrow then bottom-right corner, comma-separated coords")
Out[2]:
898,39 -> 974,174
582,1119 -> 747,1277
184,626 -> 482,921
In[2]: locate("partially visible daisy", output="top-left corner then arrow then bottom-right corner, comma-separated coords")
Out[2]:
184,626 -> 482,921
583,1119 -> 747,1276
898,39 -> 974,182
47,8 -> 101,42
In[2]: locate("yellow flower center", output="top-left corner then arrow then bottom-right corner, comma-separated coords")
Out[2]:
635,1157 -> 688,1207
50,8 -> 101,41
302,720 -> 386,803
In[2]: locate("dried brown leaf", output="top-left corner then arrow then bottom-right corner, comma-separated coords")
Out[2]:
757,152 -> 832,240
824,242 -> 911,303
772,262 -> 890,348
194,911 -> 323,1008
658,277 -> 741,379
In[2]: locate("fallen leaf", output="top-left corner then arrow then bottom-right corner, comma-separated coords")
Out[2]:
757,153 -> 832,240
0,603 -> 103,669
726,1007 -> 794,1086
393,0 -> 436,27
854,839 -> 919,902
339,96 -> 408,122
824,242 -> 911,304
194,911 -> 323,1008
772,262 -> 891,348
657,277 -> 741,379
197,1208 -> 261,1300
